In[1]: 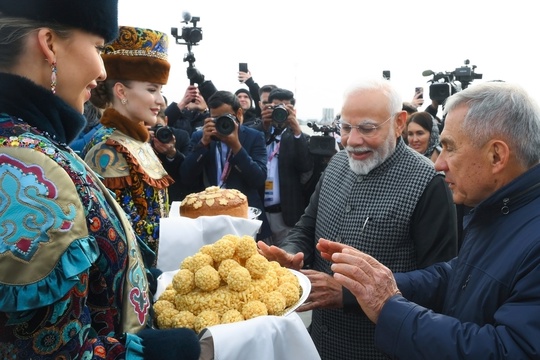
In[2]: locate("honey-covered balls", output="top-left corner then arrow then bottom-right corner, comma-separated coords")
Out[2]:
154,234 -> 302,333
194,265 -> 220,292
172,269 -> 195,295
218,258 -> 241,282
220,309 -> 244,324
261,291 -> 287,315
210,238 -> 236,262
181,252 -> 214,273
242,300 -> 268,320
194,310 -> 221,333
227,266 -> 251,292
245,254 -> 270,279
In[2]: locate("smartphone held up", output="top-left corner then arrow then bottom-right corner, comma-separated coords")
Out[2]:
415,86 -> 423,99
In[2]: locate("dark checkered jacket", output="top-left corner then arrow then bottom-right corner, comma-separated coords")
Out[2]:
284,139 -> 457,359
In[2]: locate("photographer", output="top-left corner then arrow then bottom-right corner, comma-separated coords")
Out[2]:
164,85 -> 209,135
180,90 -> 272,241
151,110 -> 191,202
251,88 -> 313,246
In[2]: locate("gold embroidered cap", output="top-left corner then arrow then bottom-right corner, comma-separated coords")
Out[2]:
102,26 -> 170,84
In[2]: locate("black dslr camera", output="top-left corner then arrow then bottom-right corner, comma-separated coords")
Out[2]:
271,104 -> 289,124
171,13 -> 204,85
151,124 -> 174,143
213,114 -> 238,136
423,59 -> 482,103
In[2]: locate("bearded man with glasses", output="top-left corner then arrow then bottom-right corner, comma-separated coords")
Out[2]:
258,78 -> 458,359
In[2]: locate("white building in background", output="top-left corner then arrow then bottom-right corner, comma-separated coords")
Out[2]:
321,108 -> 334,124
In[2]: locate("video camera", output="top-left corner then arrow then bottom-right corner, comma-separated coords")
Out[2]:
307,122 -> 339,157
423,59 -> 482,103
171,12 -> 204,85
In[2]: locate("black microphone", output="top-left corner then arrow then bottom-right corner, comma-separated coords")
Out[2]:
182,11 -> 191,23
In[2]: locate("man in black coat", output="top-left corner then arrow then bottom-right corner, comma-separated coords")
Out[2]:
251,88 -> 313,245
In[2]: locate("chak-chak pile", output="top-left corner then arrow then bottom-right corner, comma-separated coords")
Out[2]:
154,234 -> 302,333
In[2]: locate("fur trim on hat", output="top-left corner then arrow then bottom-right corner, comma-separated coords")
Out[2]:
0,0 -> 118,43
102,54 -> 170,84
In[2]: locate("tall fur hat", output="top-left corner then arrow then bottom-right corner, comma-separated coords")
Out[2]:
102,26 -> 170,85
0,0 -> 118,43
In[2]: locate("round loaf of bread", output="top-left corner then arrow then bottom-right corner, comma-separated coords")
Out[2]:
180,186 -> 248,219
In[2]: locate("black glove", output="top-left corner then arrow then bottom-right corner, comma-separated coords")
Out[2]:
138,328 -> 200,360
186,66 -> 205,85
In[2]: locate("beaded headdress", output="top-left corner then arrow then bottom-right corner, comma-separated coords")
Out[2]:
102,26 -> 170,85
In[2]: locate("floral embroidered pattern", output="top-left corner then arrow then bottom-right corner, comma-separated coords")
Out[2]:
0,154 -> 76,261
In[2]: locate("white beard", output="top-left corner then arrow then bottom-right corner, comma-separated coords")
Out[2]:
346,134 -> 395,175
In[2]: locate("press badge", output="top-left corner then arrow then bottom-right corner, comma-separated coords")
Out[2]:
265,178 -> 275,202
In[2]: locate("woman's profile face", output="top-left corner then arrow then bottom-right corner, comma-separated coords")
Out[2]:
120,81 -> 165,127
54,30 -> 106,113
407,121 -> 430,154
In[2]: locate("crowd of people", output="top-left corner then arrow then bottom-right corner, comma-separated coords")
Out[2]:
1,1 -> 540,359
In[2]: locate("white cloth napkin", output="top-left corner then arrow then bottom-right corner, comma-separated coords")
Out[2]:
199,312 -> 321,360
157,201 -> 262,272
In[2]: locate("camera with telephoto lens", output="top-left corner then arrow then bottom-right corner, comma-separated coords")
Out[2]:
271,104 -> 289,124
423,59 -> 482,103
152,124 -> 174,143
214,114 -> 238,136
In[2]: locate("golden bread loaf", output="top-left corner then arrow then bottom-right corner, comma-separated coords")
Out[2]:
180,186 -> 248,219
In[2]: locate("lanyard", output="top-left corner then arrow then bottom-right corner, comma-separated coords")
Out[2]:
217,142 -> 232,187
220,150 -> 232,186
268,141 -> 280,162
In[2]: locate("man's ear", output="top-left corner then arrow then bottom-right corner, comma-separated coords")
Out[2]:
394,110 -> 408,138
487,139 -> 510,174
236,108 -> 244,124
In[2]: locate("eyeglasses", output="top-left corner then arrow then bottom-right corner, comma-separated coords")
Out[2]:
337,114 -> 394,138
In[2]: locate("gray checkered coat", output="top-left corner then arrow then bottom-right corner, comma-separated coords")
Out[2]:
289,139 -> 442,359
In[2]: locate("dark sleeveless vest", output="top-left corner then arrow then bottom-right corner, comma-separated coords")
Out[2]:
311,138 -> 437,359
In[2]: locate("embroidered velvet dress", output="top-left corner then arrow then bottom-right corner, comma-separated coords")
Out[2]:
82,108 -> 173,259
0,73 -> 153,359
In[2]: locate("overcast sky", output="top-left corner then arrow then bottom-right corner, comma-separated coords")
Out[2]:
119,0 -> 539,120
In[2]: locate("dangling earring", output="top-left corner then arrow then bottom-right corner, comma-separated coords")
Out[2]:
121,98 -> 127,105
50,61 -> 57,94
